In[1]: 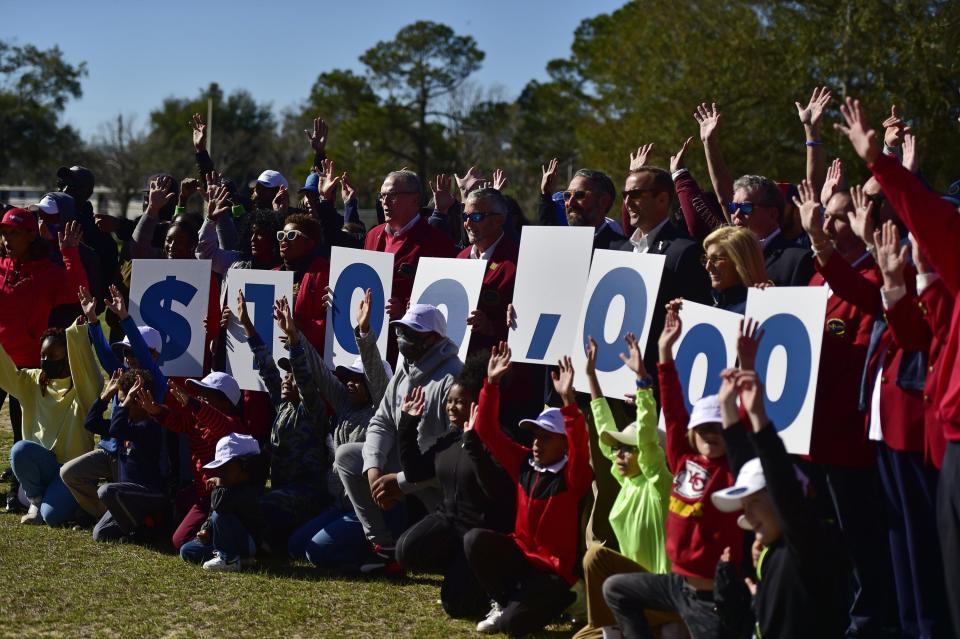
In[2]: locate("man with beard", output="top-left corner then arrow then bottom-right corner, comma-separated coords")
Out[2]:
539,161 -> 626,250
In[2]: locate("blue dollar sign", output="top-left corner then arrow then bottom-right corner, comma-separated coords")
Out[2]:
139,275 -> 198,365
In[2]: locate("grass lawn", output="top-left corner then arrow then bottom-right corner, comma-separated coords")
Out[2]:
0,406 -> 577,638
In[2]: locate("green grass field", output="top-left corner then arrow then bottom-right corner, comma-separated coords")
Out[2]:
0,406 -> 576,638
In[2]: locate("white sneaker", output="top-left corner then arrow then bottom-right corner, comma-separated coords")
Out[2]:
202,551 -> 242,572
476,601 -> 503,634
20,504 -> 41,525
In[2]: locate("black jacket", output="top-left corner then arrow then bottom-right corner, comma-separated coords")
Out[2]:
763,232 -> 814,287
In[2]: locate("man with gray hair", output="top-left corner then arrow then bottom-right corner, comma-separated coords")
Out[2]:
730,174 -> 813,286
364,170 -> 457,365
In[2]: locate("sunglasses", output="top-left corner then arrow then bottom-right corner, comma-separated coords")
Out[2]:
700,254 -> 729,267
461,211 -> 502,223
562,190 -> 593,201
726,201 -> 756,215
378,191 -> 418,202
623,188 -> 658,200
276,229 -> 306,242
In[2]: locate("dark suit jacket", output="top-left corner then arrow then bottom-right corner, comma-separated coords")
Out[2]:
764,231 -> 815,287
457,235 -> 519,354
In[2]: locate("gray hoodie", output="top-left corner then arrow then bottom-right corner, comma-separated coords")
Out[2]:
361,336 -> 463,475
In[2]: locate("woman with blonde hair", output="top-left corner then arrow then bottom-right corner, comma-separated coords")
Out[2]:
701,226 -> 768,313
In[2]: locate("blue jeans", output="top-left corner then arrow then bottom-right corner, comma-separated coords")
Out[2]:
10,440 -> 79,526
179,511 -> 256,563
288,505 -> 407,568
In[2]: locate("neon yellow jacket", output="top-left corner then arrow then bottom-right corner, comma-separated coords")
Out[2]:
0,322 -> 103,464
591,388 -> 672,574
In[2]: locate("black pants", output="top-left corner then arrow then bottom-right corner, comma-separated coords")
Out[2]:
603,572 -> 719,639
0,390 -> 23,443
463,528 -> 573,637
937,441 -> 960,638
396,513 -> 488,618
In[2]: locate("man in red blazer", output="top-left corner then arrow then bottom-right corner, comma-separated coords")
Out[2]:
364,170 -> 456,364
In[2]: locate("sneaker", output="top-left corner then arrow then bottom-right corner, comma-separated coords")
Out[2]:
476,601 -> 503,634
20,504 -> 42,525
359,543 -> 403,575
202,551 -> 242,572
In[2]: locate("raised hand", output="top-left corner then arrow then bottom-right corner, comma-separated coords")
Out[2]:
585,335 -> 599,379
100,368 -> 123,402
848,184 -> 875,246
551,356 -> 576,406
78,285 -> 98,323
272,185 -> 289,212
464,402 -> 478,433
179,178 -> 200,207
356,288 -> 373,334
835,97 -> 881,164
737,317 -> 764,371
736,370 -> 767,431
492,168 -> 507,191
340,172 -> 357,203
133,385 -> 164,417
57,220 -> 82,249
218,305 -> 231,331
618,331 -> 648,379
401,386 -> 425,416
191,113 -> 206,152
658,299 -> 683,362
796,86 -> 832,131
629,144 -> 654,171
881,105 -> 912,148
236,289 -> 255,336
506,303 -> 516,330
487,341 -> 512,384
670,137 -> 694,174
307,116 -> 328,154
319,158 -> 340,201
793,179 -> 827,243
105,284 -> 129,320
717,367 -> 740,426
167,380 -> 189,408
694,102 -> 721,142
902,133 -> 919,173
540,158 -> 559,195
121,375 -> 144,408
874,220 -> 908,288
147,176 -> 176,215
820,158 -> 843,206
430,174 -> 455,214
455,166 -> 486,199
206,183 -> 231,220
273,296 -> 298,344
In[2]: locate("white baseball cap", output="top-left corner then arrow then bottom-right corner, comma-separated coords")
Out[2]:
187,371 -> 242,406
113,326 -> 163,353
712,457 -> 810,531
334,355 -> 393,379
600,422 -> 638,448
34,195 -> 60,215
390,304 -> 447,336
256,170 -> 288,189
519,407 -> 566,436
687,395 -> 722,430
202,433 -> 260,469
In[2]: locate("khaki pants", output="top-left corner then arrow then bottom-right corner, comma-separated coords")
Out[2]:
574,545 -> 682,638
580,393 -> 627,550
60,448 -> 117,519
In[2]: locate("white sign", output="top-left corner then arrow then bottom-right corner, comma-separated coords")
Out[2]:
572,250 -> 665,399
744,286 -> 827,455
129,259 -> 212,377
410,257 -> 487,362
508,226 -> 594,364
325,247 -> 394,369
223,269 -> 295,392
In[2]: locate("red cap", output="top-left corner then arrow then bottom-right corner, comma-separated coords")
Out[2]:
0,208 -> 39,234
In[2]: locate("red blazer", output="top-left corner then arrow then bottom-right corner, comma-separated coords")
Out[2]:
274,255 -> 330,356
917,279 -> 953,468
807,251 -> 881,468
457,235 -> 519,354
871,153 -> 960,443
364,216 -> 456,363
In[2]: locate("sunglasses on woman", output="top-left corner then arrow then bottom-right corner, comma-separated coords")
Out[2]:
276,229 -> 306,242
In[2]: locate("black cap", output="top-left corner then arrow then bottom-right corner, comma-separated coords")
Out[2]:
56,166 -> 95,193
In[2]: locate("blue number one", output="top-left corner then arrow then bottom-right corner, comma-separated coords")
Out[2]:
416,279 -> 470,349
754,314 -> 812,431
674,324 -> 728,414
581,267 -> 648,372
244,283 -> 276,369
333,263 -> 385,356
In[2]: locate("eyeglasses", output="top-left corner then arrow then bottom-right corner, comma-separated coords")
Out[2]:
462,211 -> 502,223
726,201 -> 756,215
700,254 -> 729,267
378,191 -> 418,202
623,188 -> 658,200
562,190 -> 593,201
276,229 -> 306,242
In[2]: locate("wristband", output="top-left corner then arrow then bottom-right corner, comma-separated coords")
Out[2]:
230,205 -> 245,219
805,140 -> 822,147
173,205 -> 186,218
636,376 -> 653,389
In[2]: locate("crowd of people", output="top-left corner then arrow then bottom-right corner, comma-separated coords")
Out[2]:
1,88 -> 959,639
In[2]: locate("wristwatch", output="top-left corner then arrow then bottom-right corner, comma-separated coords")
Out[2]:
636,376 -> 653,389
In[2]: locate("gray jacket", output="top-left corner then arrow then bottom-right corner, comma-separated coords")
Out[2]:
361,337 -> 463,475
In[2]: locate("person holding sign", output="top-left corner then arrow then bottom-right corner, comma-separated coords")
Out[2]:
274,213 -> 331,355
575,334 -> 677,639
701,226 -> 768,314
364,170 -> 456,364
603,306 -> 753,639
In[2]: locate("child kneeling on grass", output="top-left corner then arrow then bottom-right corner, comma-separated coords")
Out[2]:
465,345 -> 592,636
179,432 -> 269,572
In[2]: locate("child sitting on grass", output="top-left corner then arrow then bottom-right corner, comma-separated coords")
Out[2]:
178,432 -> 269,572
465,344 -> 592,636
574,333 -> 675,639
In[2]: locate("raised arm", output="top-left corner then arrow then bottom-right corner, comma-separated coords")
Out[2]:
694,102 -> 734,215
796,87 -> 832,196
56,223 -> 90,302
657,302 -> 690,471
672,137 -> 725,240
274,295 -> 325,418
474,342 -> 529,479
354,288 -> 391,405
66,320 -> 106,410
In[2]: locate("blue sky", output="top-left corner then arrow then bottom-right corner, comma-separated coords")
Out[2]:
3,0 -> 625,140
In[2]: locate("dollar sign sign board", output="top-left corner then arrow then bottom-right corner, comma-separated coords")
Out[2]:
139,275 -> 198,364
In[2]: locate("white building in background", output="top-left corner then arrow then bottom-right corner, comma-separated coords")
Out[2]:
0,185 -> 143,218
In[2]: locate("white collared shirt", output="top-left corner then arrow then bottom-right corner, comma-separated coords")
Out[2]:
470,233 -> 504,260
628,218 -> 669,253
386,214 -> 420,238
528,455 -> 568,474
